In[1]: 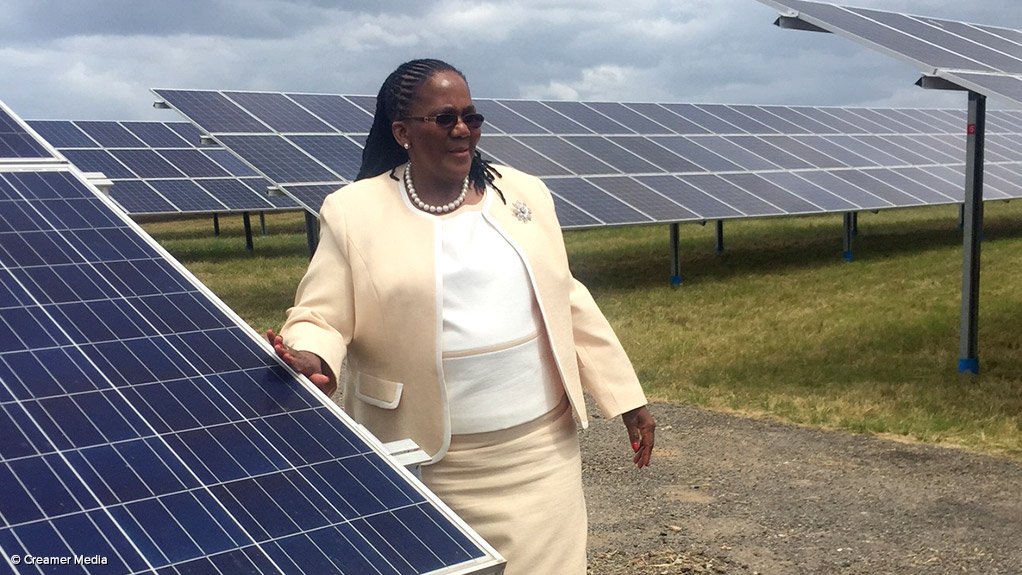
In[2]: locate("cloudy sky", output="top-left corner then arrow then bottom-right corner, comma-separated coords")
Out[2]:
1,0 -> 1018,123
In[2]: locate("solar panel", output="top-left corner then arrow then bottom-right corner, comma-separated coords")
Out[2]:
27,120 -> 300,216
0,105 -> 54,160
759,0 -> 1022,105
1,102 -> 503,574
153,89 -> 1022,230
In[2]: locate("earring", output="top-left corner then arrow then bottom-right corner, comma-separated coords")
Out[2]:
403,142 -> 410,150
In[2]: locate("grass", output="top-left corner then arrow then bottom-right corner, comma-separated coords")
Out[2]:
141,203 -> 1022,459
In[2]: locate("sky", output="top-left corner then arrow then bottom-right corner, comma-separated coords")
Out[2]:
1,0 -> 1018,123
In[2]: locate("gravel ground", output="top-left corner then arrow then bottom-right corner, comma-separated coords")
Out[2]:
580,401 -> 1022,575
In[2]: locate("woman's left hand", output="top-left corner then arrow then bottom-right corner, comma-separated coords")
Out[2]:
622,405 -> 655,468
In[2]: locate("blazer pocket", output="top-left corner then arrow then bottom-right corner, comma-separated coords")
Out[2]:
354,372 -> 404,409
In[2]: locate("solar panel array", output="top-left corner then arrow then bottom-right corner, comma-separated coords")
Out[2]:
0,102 -> 502,574
25,120 -> 299,216
154,89 -> 1022,228
758,0 -> 1022,105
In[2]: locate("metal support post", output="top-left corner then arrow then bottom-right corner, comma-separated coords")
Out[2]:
851,211 -> 858,237
305,211 -> 319,258
242,212 -> 254,252
958,91 -> 985,374
669,223 -> 682,286
212,213 -> 220,237
259,212 -> 267,236
715,220 -> 725,253
842,212 -> 854,262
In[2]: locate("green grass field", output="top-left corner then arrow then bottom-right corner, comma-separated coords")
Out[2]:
142,202 -> 1022,459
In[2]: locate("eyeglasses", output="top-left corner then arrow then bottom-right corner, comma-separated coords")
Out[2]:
404,112 -> 485,130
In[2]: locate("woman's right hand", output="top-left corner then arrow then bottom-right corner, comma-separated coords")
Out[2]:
265,328 -> 338,396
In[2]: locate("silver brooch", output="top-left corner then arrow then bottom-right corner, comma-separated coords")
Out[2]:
512,200 -> 532,223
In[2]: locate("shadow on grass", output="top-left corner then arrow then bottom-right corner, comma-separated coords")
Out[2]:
572,209 -> 1022,292
157,238 -> 310,263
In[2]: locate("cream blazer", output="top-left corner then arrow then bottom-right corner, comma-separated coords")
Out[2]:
281,164 -> 647,462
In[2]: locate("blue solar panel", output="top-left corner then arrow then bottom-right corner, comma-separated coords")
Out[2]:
498,100 -> 593,134
214,135 -> 340,184
33,120 -> 299,216
286,135 -> 364,181
281,184 -> 341,212
148,179 -> 227,213
475,100 -> 546,134
636,175 -> 743,219
166,122 -> 211,147
517,136 -> 618,175
760,0 -> 1022,105
0,108 -> 52,159
60,149 -> 135,178
224,92 -> 334,133
718,173 -> 823,214
546,177 -> 651,224
122,122 -> 191,148
663,104 -> 744,134
75,121 -> 146,148
723,135 -> 812,170
109,149 -> 185,179
157,148 -> 231,178
153,90 -> 269,133
563,136 -> 662,173
203,148 -> 260,177
286,94 -> 374,133
152,89 -> 1022,231
477,135 -> 571,177
623,103 -> 711,135
586,102 -> 672,135
197,179 -> 275,211
587,176 -> 699,221
106,180 -> 177,214
678,174 -> 786,216
25,120 -> 97,148
543,101 -> 631,134
0,167 -> 503,573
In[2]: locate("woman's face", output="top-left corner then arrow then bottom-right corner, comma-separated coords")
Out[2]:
393,70 -> 481,191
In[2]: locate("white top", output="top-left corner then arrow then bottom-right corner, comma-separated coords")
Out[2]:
438,194 -> 565,434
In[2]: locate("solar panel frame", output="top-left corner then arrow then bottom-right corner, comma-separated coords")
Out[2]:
0,109 -> 505,571
759,0 -> 1022,105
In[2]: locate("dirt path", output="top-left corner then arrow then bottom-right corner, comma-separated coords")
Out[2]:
581,401 -> 1022,574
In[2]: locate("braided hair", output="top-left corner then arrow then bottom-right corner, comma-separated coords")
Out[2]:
355,58 -> 504,202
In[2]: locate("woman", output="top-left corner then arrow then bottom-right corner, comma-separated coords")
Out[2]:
267,58 -> 655,573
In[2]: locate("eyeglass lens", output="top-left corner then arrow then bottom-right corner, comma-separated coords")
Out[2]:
435,113 -> 485,129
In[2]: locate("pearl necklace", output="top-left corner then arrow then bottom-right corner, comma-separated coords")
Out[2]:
404,162 -> 469,214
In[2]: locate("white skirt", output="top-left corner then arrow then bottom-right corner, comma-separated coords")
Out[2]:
420,397 -> 587,574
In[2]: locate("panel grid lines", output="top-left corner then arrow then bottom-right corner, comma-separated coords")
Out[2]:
151,89 -> 1022,229
758,0 -> 1022,105
0,158 -> 499,573
26,120 -> 298,216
